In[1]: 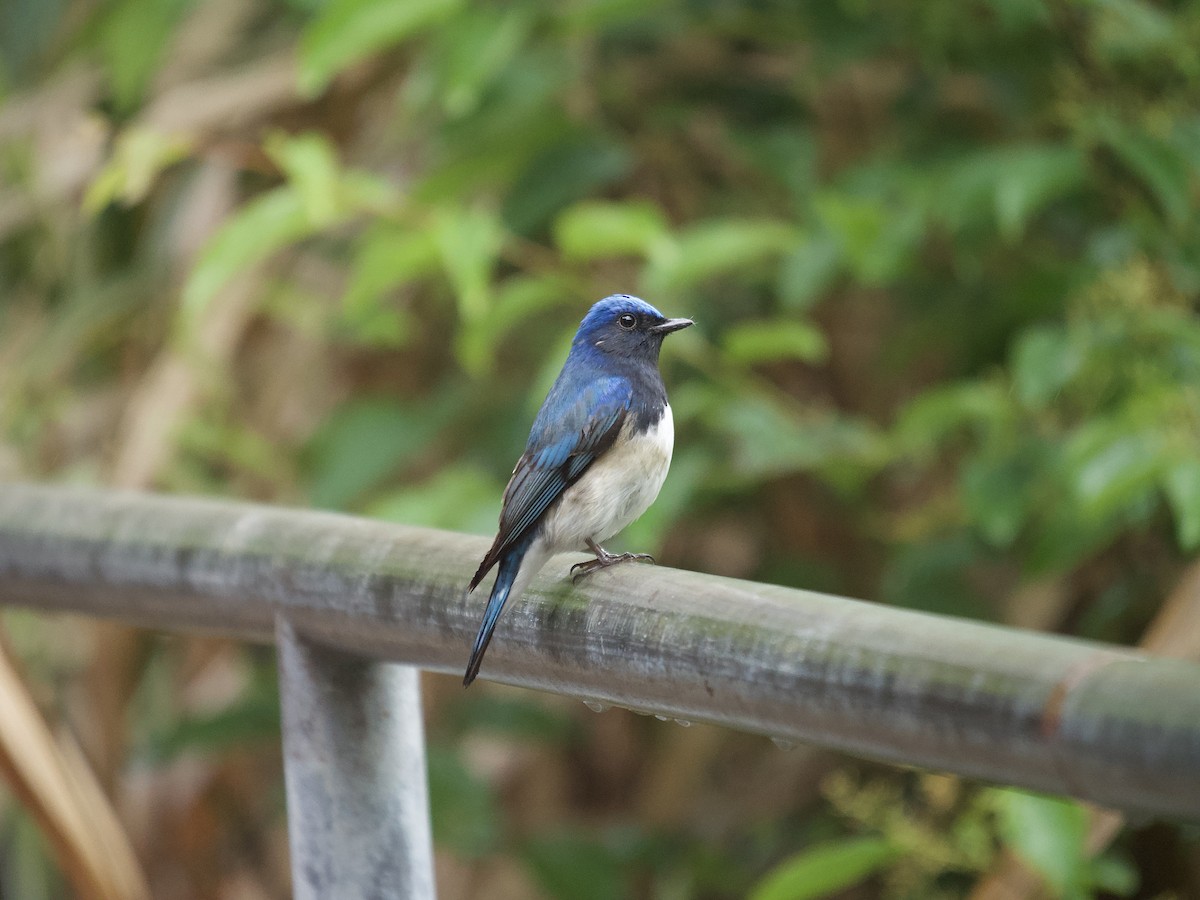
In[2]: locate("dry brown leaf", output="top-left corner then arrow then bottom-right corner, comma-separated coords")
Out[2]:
0,637 -> 150,900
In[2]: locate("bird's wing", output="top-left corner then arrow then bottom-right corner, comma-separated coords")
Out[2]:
469,376 -> 632,590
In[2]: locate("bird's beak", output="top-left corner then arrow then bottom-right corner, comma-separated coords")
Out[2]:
650,317 -> 694,335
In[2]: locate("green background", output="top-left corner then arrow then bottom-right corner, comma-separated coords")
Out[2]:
1,0 -> 1198,896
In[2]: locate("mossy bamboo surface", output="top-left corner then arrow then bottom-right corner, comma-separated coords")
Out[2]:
0,484 -> 1196,819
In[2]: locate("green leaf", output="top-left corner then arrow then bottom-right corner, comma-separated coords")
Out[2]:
723,320 -> 828,365
559,0 -> 671,30
1068,427 -> 1165,520
84,127 -> 192,213
934,156 -> 1001,234
428,6 -> 532,117
427,746 -> 499,857
146,679 -> 280,762
882,533 -> 995,619
96,0 -> 187,111
934,144 -> 1085,240
739,125 -> 819,202
892,380 -> 1011,459
707,389 -> 882,480
1164,458 -> 1200,551
525,329 -> 578,420
264,131 -> 343,225
432,204 -> 504,324
1027,499 -> 1129,573
1089,852 -> 1139,896
814,192 -> 922,285
1091,0 -> 1176,64
982,0 -> 1051,29
553,200 -> 669,261
1098,116 -> 1193,226
306,397 -> 452,509
299,0 -> 464,95
523,831 -> 628,900
447,694 -> 578,744
182,133 -> 393,327
962,452 -> 1034,547
181,187 -> 309,324
1011,324 -> 1082,408
645,218 -> 800,294
414,87 -> 571,204
367,465 -> 501,535
749,837 -> 898,900
992,789 -> 1089,898
777,235 -> 841,311
340,223 -> 439,336
454,273 -> 573,375
502,134 -> 632,235
266,130 -> 398,218
992,145 -> 1086,240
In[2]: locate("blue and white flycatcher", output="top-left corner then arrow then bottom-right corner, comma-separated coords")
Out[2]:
463,295 -> 692,686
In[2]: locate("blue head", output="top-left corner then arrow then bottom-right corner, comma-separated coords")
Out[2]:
573,295 -> 693,363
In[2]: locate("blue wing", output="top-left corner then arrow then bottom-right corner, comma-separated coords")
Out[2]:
469,376 -> 632,591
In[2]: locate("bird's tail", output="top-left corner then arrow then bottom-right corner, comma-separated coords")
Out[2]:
463,546 -> 527,687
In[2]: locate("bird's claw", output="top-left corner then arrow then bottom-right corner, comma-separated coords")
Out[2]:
570,551 -> 656,584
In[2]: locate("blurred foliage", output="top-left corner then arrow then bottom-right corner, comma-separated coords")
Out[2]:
990,789 -> 1138,899
748,837 -> 900,900
1,0 -> 1199,896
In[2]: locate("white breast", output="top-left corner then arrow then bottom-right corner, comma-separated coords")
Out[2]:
539,405 -> 674,553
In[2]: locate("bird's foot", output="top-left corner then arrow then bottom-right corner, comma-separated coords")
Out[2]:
571,541 -> 655,584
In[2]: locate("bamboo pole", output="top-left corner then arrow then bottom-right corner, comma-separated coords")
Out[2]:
0,484 -> 1196,819
276,618 -> 435,899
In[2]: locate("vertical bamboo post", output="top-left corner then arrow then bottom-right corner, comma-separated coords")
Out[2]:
277,618 -> 435,900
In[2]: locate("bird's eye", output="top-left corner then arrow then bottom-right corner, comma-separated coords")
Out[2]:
618,314 -> 636,330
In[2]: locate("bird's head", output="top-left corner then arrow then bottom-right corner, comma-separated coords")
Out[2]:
574,294 -> 693,361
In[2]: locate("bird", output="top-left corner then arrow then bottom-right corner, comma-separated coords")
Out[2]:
463,294 -> 693,686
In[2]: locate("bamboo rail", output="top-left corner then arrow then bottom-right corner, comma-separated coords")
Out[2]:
0,484 -> 1196,831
